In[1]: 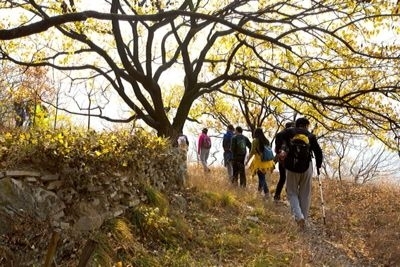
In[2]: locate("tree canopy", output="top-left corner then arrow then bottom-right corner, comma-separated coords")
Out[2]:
1,0 -> 400,149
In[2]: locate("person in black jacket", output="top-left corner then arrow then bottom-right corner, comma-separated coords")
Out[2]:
275,117 -> 323,230
273,121 -> 295,202
230,126 -> 252,187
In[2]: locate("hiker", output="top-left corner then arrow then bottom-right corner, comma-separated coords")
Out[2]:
176,131 -> 190,186
198,128 -> 212,172
230,126 -> 251,187
14,102 -> 26,127
246,128 -> 275,198
177,132 -> 189,151
222,124 -> 235,181
275,117 -> 323,230
273,121 -> 295,202
177,131 -> 189,158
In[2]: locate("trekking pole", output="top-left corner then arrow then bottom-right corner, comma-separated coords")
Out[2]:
317,169 -> 326,225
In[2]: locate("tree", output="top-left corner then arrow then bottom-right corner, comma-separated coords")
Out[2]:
1,0 -> 400,150
321,133 -> 400,183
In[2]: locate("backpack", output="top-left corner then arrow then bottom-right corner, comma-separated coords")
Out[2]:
222,132 -> 234,151
285,133 -> 312,172
202,135 -> 211,149
261,146 -> 274,162
235,135 -> 247,155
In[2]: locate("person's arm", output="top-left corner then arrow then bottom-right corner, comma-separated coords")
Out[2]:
222,134 -> 230,151
245,139 -> 256,165
230,136 -> 236,156
274,131 -> 283,153
275,129 -> 291,162
276,129 -> 293,153
246,137 -> 252,151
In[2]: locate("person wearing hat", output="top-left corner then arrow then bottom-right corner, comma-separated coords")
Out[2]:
275,117 -> 323,230
198,128 -> 211,172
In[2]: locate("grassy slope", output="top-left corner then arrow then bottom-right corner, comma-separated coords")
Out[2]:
152,165 -> 400,267
3,164 -> 399,266
100,165 -> 400,267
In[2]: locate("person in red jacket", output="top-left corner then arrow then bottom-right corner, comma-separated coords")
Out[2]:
198,128 -> 211,172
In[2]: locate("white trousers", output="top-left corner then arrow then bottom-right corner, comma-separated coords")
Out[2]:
285,162 -> 313,221
199,148 -> 210,171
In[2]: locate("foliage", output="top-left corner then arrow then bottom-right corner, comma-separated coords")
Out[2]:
0,128 -> 184,189
2,0 -> 400,151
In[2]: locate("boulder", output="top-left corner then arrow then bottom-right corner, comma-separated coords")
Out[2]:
0,178 -> 65,234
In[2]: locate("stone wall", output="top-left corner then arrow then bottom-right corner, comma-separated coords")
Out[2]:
0,149 -> 187,235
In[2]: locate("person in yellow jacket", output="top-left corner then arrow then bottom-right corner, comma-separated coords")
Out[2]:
246,128 -> 275,198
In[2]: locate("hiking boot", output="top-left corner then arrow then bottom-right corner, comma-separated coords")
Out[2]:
296,218 -> 306,230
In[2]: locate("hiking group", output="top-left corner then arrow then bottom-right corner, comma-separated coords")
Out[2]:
221,117 -> 323,230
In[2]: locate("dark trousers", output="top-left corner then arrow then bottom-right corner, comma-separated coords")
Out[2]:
257,170 -> 269,194
274,162 -> 286,200
232,156 -> 246,187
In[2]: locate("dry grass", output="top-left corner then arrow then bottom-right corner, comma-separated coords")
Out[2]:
181,164 -> 400,267
25,164 -> 399,266
183,165 -> 310,266
316,178 -> 400,266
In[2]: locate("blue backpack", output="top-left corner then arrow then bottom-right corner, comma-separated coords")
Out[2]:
261,146 -> 274,161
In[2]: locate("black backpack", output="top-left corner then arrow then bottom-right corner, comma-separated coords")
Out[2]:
285,133 -> 312,173
234,135 -> 247,156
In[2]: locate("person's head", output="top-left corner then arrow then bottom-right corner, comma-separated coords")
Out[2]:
202,128 -> 208,134
254,127 -> 264,139
295,117 -> 310,128
227,124 -> 234,131
285,121 -> 295,129
254,127 -> 269,148
235,126 -> 243,134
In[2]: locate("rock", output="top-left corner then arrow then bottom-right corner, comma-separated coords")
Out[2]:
46,180 -> 64,190
0,178 -> 65,234
60,222 -> 70,230
40,174 -> 60,181
73,215 -> 104,232
246,216 -> 260,223
25,177 -> 38,183
5,170 -> 41,177
172,193 -> 188,211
